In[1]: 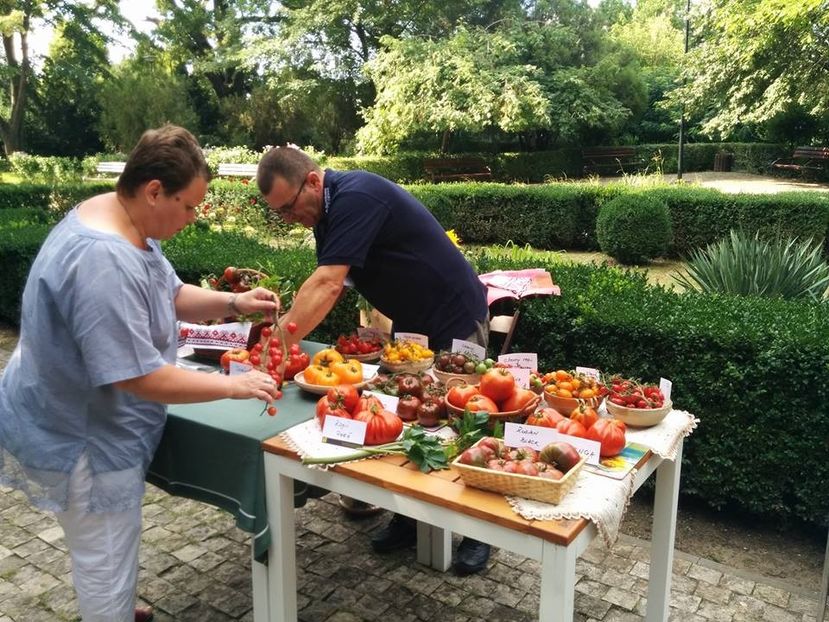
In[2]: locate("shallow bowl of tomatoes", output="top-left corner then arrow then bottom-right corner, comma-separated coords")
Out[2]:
379,356 -> 434,374
445,391 -> 540,425
292,370 -> 376,395
605,399 -> 672,427
543,390 -> 603,416
334,333 -> 385,363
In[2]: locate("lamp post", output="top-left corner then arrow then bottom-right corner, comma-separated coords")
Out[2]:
677,0 -> 691,181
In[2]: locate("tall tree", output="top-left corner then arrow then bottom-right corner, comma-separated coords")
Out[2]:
0,0 -> 120,154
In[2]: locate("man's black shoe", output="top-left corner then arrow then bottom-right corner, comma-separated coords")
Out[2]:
370,513 -> 416,553
454,538 -> 491,575
293,481 -> 308,508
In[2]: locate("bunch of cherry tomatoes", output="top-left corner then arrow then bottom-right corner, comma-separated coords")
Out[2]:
607,377 -> 666,409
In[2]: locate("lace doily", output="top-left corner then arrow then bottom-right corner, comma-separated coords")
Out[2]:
507,469 -> 635,546
623,409 -> 698,460
281,419 -> 375,470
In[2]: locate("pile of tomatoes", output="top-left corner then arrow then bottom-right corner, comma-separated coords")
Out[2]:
523,402 -> 627,458
315,385 -> 403,445
335,333 -> 384,356
381,340 -> 434,364
457,438 -> 581,479
542,369 -> 607,401
608,377 -> 666,409
302,348 -> 364,386
434,351 -> 495,375
446,368 -> 537,414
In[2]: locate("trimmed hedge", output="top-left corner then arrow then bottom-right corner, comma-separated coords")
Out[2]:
596,193 -> 672,264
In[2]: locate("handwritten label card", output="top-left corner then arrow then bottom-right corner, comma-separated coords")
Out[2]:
504,422 -> 558,451
498,352 -> 538,371
361,363 -> 380,380
557,434 -> 601,465
451,339 -> 486,361
228,360 -> 253,376
575,366 -> 601,380
322,416 -> 367,448
358,326 -> 386,342
363,390 -> 399,413
507,367 -> 531,389
660,377 -> 672,403
394,332 -> 429,347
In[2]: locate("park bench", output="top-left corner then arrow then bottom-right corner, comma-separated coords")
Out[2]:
93,161 -> 126,178
217,163 -> 257,178
582,146 -> 644,176
423,157 -> 492,183
771,146 -> 829,174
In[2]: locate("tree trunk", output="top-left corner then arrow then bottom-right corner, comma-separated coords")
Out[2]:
440,129 -> 452,153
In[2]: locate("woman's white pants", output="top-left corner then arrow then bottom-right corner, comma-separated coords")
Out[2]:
55,453 -> 142,622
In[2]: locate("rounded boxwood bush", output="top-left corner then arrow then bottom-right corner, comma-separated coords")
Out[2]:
596,193 -> 672,264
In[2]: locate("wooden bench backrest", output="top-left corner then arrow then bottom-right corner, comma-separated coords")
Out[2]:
582,147 -> 637,159
96,162 -> 126,174
217,163 -> 258,176
793,146 -> 829,160
424,157 -> 491,172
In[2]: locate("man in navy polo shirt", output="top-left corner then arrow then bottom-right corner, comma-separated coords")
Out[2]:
257,146 -> 491,575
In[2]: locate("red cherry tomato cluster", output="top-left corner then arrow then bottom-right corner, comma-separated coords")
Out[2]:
608,377 -> 665,409
335,333 -> 383,355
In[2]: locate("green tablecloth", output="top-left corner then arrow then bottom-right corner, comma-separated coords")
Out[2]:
146,341 -> 325,560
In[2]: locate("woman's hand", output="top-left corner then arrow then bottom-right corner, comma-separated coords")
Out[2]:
227,369 -> 281,402
234,287 -> 280,322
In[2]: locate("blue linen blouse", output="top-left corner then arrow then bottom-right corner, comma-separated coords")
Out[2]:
0,208 -> 182,512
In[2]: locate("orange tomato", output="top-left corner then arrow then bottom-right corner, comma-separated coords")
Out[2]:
331,359 -> 363,384
554,370 -> 572,382
500,388 -> 537,412
556,388 -> 573,398
312,348 -> 344,367
302,364 -> 328,384
570,403 -> 599,429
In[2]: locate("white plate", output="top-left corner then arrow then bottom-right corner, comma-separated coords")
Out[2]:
292,370 -> 374,395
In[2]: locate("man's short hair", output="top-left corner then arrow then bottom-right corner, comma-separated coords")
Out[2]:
117,124 -> 210,198
257,146 -> 321,195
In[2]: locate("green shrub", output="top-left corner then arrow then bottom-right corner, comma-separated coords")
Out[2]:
674,230 -> 829,300
596,193 -> 672,264
8,153 -> 85,183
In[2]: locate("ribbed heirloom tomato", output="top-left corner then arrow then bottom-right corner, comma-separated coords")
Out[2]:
525,407 -> 565,428
586,418 -> 627,457
353,405 -> 403,445
570,403 -> 599,429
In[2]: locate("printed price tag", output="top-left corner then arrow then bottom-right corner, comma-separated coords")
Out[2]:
557,434 -> 601,465
504,422 -> 558,451
322,416 -> 367,448
575,366 -> 601,380
507,367 -> 531,389
358,326 -> 386,342
394,332 -> 429,347
451,339 -> 486,361
659,377 -> 672,403
228,360 -> 253,376
361,363 -> 380,380
498,352 -> 538,370
363,390 -> 398,413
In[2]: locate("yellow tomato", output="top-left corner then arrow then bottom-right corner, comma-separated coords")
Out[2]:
312,348 -> 344,367
331,359 -> 363,384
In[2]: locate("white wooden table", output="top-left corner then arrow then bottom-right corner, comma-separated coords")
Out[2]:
261,436 -> 683,622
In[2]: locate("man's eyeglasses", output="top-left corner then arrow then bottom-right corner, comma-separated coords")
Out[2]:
275,178 -> 306,216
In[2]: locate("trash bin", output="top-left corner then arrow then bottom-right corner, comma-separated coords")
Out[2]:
714,152 -> 734,172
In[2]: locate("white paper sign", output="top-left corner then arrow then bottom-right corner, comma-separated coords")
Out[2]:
498,352 -> 538,370
557,434 -> 601,465
228,360 -> 253,376
451,339 -> 486,360
394,332 -> 429,347
575,366 -> 601,380
357,326 -> 386,342
363,390 -> 398,413
660,377 -> 672,402
504,422 -> 558,451
361,363 -> 380,380
507,367 -> 531,389
322,416 -> 367,448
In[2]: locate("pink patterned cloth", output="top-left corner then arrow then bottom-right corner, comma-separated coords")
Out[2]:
478,269 -> 560,306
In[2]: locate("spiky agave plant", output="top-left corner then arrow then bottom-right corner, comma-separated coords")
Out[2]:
673,230 -> 829,300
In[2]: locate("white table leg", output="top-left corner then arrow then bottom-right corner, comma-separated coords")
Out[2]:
817,524 -> 828,621
539,539 -> 577,622
251,546 -> 269,622
415,522 -> 452,571
265,468 -> 298,622
646,441 -> 683,622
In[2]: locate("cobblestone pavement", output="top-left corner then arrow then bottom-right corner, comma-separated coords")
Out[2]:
0,327 -> 824,622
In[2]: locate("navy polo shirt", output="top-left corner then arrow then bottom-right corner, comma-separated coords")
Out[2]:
314,170 -> 487,350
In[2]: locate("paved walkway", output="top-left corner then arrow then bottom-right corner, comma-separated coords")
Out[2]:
0,328 -> 824,622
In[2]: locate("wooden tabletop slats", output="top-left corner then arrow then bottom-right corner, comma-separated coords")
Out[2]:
262,436 -> 589,545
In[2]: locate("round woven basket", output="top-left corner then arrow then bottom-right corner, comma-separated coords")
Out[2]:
379,356 -> 434,374
432,368 -> 481,385
606,400 -> 672,427
543,391 -> 603,416
336,349 -> 382,363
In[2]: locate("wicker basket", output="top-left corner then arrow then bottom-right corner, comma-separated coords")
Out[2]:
379,356 -> 434,374
453,452 -> 585,504
543,390 -> 603,416
336,349 -> 382,363
606,400 -> 672,428
432,368 -> 481,385
445,393 -> 540,426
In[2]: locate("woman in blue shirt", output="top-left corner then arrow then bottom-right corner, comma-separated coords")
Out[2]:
0,125 -> 280,622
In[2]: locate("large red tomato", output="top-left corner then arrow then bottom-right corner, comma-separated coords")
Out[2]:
353,406 -> 403,445
479,369 -> 516,403
220,349 -> 249,372
326,384 -> 360,413
500,388 -> 536,412
525,407 -> 565,428
586,418 -> 627,457
283,350 -> 310,380
446,383 -> 480,409
465,394 -> 499,414
315,396 -> 351,429
355,394 -> 384,415
556,418 -> 588,439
